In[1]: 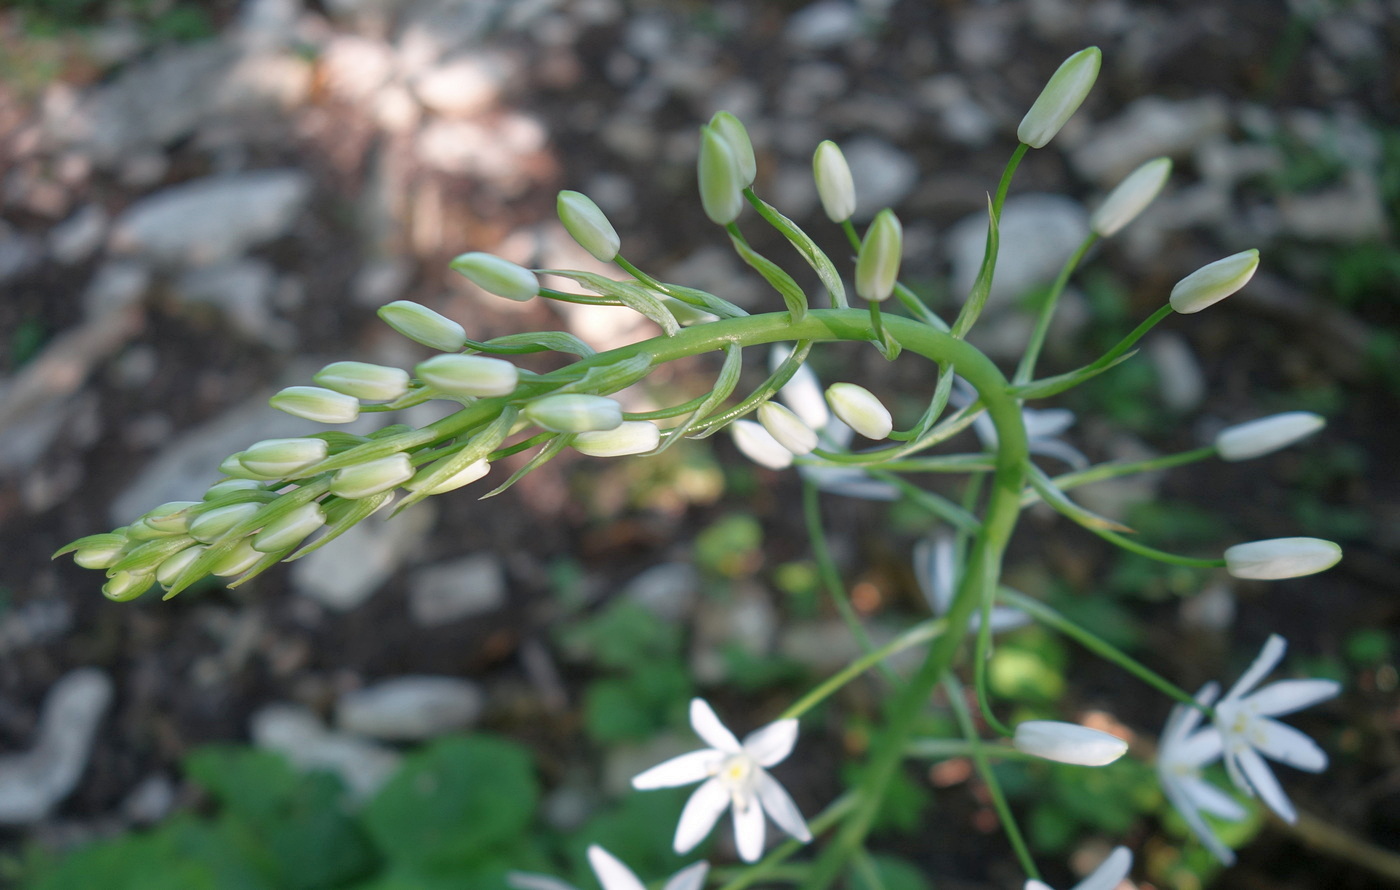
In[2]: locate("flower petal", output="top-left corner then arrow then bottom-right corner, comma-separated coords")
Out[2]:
1253,718 -> 1329,773
1072,845 -> 1132,890
743,719 -> 799,767
1223,635 -> 1287,704
1180,774 -> 1248,821
754,769 -> 812,842
1174,726 -> 1224,768
1247,679 -> 1340,718
507,873 -> 579,890
1236,746 -> 1297,823
690,699 -> 742,753
915,534 -> 956,615
1025,882 -> 1055,890
674,778 -> 731,854
587,846 -> 647,890
1162,783 -> 1237,866
1024,407 -> 1077,440
632,749 -> 723,790
772,345 -> 830,430
1165,683 -> 1220,743
733,796 -> 767,863
800,465 -> 899,501
664,862 -> 711,890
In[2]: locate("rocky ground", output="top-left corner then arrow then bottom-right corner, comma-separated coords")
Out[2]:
0,0 -> 1398,886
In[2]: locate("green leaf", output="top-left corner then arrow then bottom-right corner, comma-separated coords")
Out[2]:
728,233 -> 808,321
951,194 -> 1001,339
540,271 -> 680,336
746,194 -> 848,308
468,332 -> 596,358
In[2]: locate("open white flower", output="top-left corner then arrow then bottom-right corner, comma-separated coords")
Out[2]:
1212,634 -> 1340,823
953,380 -> 1088,470
914,532 -> 1029,633
508,845 -> 708,890
1025,846 -> 1132,890
1156,682 -> 1246,864
631,698 -> 812,862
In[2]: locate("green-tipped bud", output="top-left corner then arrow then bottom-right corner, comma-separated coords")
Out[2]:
239,437 -> 330,479
757,402 -> 817,455
558,190 -> 622,263
252,502 -> 327,552
1224,537 -> 1341,580
1091,157 -> 1172,237
204,478 -> 266,500
218,453 -> 280,481
1013,720 -> 1127,766
314,361 -> 411,402
1017,46 -> 1102,149
855,209 -> 903,302
73,535 -> 128,570
210,540 -> 263,577
416,354 -> 519,398
330,454 -> 415,499
573,421 -> 661,457
125,517 -> 182,542
813,140 -> 856,223
189,503 -> 261,543
141,501 -> 200,535
730,419 -> 793,470
1216,412 -> 1325,462
270,386 -> 360,424
103,571 -> 154,602
1169,249 -> 1259,314
450,252 -> 540,302
825,383 -> 893,440
155,545 -> 206,587
698,124 -> 745,225
378,300 -> 468,352
709,111 -> 757,187
524,394 -> 623,433
404,457 -> 490,495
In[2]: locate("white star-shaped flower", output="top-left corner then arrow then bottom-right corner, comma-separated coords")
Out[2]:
914,532 -> 1029,633
1211,634 -> 1340,823
1156,682 -> 1246,864
631,698 -> 812,862
1026,846 -> 1132,890
508,845 -> 708,890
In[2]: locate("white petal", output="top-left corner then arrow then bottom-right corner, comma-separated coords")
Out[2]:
664,861 -> 711,890
754,769 -> 812,842
674,778 -> 731,854
916,534 -> 956,615
507,872 -> 579,890
1181,774 -> 1248,821
1223,635 -> 1287,704
986,605 -> 1033,633
1253,718 -> 1329,773
1222,750 -> 1248,797
733,795 -> 767,862
1072,845 -> 1132,890
1174,726 -> 1224,768
1236,746 -> 1297,823
690,699 -> 743,753
731,420 -> 794,470
771,345 -> 830,430
632,749 -> 723,790
1163,783 -> 1237,866
1028,437 -> 1090,471
1164,682 -> 1220,744
1247,679 -> 1340,717
800,465 -> 900,501
1025,882 -> 1055,890
587,846 -> 647,890
1013,721 -> 1128,766
743,719 -> 798,767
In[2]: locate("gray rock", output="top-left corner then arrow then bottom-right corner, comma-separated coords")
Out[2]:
251,703 -> 400,803
779,619 -> 913,674
109,170 -> 312,267
1072,97 -> 1230,184
351,257 -> 413,307
336,676 -> 484,741
622,562 -> 698,623
81,261 -> 151,318
121,774 -> 177,825
292,501 -> 436,611
844,137 -> 918,220
785,0 -> 863,50
1148,332 -> 1206,412
320,36 -> 397,101
0,668 -> 113,825
0,600 -> 73,658
662,245 -> 766,309
408,554 -> 506,627
175,259 -> 292,346
48,204 -> 109,265
690,583 -> 776,685
947,194 -> 1089,308
1278,169 -> 1389,244
0,225 -> 42,284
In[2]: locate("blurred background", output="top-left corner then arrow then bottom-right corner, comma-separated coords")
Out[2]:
0,0 -> 1397,887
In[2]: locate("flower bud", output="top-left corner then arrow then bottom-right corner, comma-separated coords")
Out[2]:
204,478 -> 266,500
219,452 -> 280,481
239,437 -> 330,479
103,571 -> 154,602
1090,157 -> 1171,237
1169,249 -> 1259,314
155,544 -> 206,587
330,454 -> 415,499
314,361 -> 411,402
825,383 -> 893,440
141,501 -> 200,535
1013,720 -> 1128,766
1224,537 -> 1341,580
416,354 -> 519,398
557,190 -> 622,263
661,296 -> 720,327
404,457 -> 490,495
757,402 -> 817,455
210,539 -> 263,577
450,252 -> 540,302
731,419 -> 793,470
377,300 -> 468,352
1215,412 -> 1325,462
698,124 -> 744,225
573,421 -> 661,457
189,503 -> 261,543
709,111 -> 757,187
525,394 -> 624,433
73,537 -> 127,570
813,140 -> 856,224
252,503 -> 327,553
855,209 -> 902,302
1017,47 -> 1102,149
270,386 -> 360,424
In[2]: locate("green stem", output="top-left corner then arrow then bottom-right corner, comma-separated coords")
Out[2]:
871,471 -> 982,534
1023,447 -> 1217,505
623,393 -> 712,422
1014,234 -> 1098,386
781,619 -> 945,721
904,738 -> 1041,762
538,287 -> 624,306
1091,304 -> 1173,373
1091,526 -> 1227,569
806,454 -> 993,474
973,591 -> 1014,737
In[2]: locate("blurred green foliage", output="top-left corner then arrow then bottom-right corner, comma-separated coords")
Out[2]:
11,0 -> 214,40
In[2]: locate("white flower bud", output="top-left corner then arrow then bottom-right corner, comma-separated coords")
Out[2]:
141,501 -> 200,534
189,503 -> 261,543
525,394 -> 623,433
698,124 -> 745,225
219,453 -> 281,481
270,386 -> 360,424
825,383 -> 893,440
757,402 -> 817,455
416,354 -> 519,398
330,454 -> 415,499
239,437 -> 330,479
313,361 -> 411,402
1224,537 -> 1341,580
731,419 -> 793,470
573,421 -> 661,457
1013,720 -> 1128,766
1090,157 -> 1172,237
103,571 -> 154,602
813,140 -> 856,224
74,539 -> 127,570
1169,249 -> 1260,314
1017,47 -> 1102,149
377,300 -> 468,352
210,539 -> 263,577
155,544 -> 206,587
252,503 -> 327,553
710,111 -> 757,187
1215,412 -> 1325,462
404,458 -> 490,495
557,190 -> 622,263
855,209 -> 902,303
450,252 -> 540,302
204,478 -> 266,500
